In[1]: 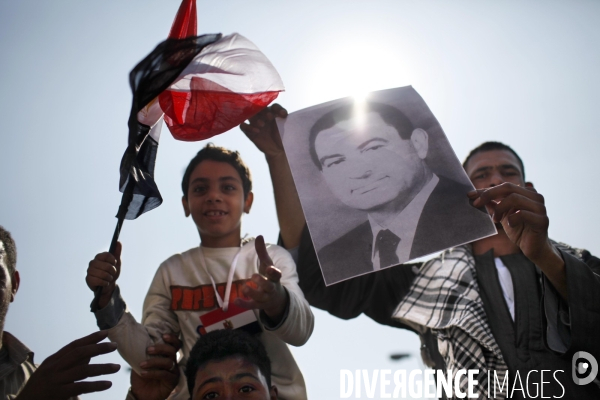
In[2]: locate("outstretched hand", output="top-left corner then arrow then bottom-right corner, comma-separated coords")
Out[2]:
240,104 -> 288,160
469,182 -> 567,298
469,183 -> 555,261
15,331 -> 120,400
130,333 -> 182,400
235,236 -> 289,323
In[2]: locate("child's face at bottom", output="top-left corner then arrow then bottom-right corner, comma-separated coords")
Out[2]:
192,356 -> 277,400
182,160 -> 253,248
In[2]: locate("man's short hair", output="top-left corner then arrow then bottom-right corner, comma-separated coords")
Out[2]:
309,101 -> 415,170
0,225 -> 17,276
181,143 -> 252,199
185,330 -> 272,396
462,141 -> 525,180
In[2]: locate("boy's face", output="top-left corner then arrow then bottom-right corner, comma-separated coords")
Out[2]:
191,356 -> 277,400
182,160 -> 253,248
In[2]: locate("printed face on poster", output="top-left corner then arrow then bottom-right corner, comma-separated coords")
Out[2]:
277,86 -> 496,285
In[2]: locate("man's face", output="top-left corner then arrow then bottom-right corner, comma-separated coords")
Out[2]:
182,160 -> 253,247
0,242 -> 16,330
191,356 -> 277,400
465,149 -> 525,190
314,111 -> 426,211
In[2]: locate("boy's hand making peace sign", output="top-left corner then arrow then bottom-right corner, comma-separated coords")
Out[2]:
235,236 -> 289,324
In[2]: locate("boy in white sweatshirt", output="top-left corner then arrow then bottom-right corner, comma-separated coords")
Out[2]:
86,144 -> 314,400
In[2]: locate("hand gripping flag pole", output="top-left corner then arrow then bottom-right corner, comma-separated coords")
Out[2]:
91,0 -> 284,311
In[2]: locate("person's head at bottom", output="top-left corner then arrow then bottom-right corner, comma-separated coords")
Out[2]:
186,330 -> 277,400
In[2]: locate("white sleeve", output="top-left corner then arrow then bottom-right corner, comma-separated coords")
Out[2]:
107,263 -> 180,374
260,244 -> 314,346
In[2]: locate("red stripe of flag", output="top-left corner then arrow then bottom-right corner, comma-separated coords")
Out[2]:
200,302 -> 252,327
160,80 -> 280,141
168,0 -> 197,39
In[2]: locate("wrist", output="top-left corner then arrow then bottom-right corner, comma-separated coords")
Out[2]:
98,286 -> 115,309
265,151 -> 287,166
263,287 -> 289,324
530,242 -> 564,275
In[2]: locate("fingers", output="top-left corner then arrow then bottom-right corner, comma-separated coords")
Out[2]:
62,363 -> 121,382
242,104 -> 287,134
249,104 -> 287,123
147,343 -> 178,360
239,121 -> 255,135
268,103 -> 288,118
245,108 -> 271,134
59,342 -> 118,370
48,331 -> 109,361
470,183 -> 542,207
241,273 -> 280,302
140,369 -> 179,382
506,209 -> 549,231
93,251 -> 119,267
265,265 -> 282,282
111,241 -> 122,264
241,105 -> 287,159
255,236 -> 275,277
86,262 -> 117,288
60,380 -> 113,397
86,250 -> 120,290
140,357 -> 176,371
161,333 -> 183,351
236,279 -> 288,321
489,192 -> 546,223
234,297 -> 258,310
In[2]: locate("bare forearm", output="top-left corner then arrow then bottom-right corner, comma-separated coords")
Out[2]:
266,152 -> 305,249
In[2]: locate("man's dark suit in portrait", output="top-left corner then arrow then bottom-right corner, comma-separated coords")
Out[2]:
318,176 -> 491,284
308,101 -> 494,284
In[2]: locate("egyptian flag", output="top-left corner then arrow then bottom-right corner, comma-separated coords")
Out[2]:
117,33 -> 222,220
197,303 -> 262,336
159,33 -> 284,141
117,0 -> 283,220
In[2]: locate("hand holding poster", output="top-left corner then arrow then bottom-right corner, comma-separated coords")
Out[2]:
277,86 -> 496,285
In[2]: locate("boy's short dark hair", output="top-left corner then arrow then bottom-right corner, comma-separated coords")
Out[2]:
185,330 -> 272,396
462,141 -> 525,180
0,225 -> 17,276
181,144 -> 252,199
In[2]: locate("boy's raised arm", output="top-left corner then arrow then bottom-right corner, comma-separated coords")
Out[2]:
85,244 -> 179,376
241,104 -> 305,249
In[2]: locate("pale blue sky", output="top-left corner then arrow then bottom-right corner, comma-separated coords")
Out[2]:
1,1 -> 599,399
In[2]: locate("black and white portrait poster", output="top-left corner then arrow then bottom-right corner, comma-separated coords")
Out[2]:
277,86 -> 497,285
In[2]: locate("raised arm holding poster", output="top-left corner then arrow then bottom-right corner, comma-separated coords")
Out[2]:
277,86 -> 496,285
243,95 -> 600,398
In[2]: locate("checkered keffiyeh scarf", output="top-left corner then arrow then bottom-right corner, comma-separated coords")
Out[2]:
393,245 -> 508,399
393,242 -> 584,400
